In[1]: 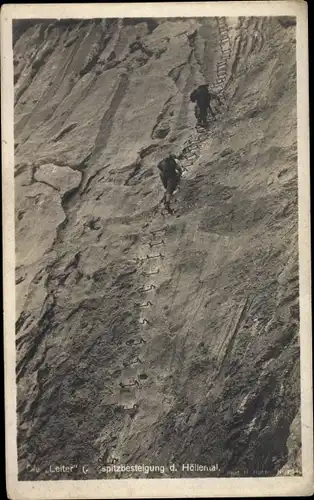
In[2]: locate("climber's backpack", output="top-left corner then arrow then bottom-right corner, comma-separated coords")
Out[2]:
166,155 -> 178,173
158,156 -> 177,176
190,89 -> 198,103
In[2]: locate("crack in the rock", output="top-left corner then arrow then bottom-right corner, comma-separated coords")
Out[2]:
33,178 -> 59,192
139,144 -> 159,159
16,292 -> 56,383
124,160 -> 142,186
81,163 -> 110,195
151,93 -> 178,139
168,62 -> 188,85
92,73 -> 130,158
52,122 -> 77,143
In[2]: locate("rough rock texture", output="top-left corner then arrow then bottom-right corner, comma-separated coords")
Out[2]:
14,17 -> 300,479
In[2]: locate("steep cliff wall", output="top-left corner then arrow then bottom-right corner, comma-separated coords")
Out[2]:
14,16 -> 300,479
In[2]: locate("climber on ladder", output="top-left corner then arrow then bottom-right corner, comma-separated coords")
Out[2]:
190,84 -> 222,127
157,153 -> 183,214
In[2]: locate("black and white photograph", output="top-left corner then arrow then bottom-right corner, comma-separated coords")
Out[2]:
2,2 -> 312,499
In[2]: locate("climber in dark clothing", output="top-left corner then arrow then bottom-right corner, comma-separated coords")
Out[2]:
190,84 -> 222,126
157,154 -> 182,214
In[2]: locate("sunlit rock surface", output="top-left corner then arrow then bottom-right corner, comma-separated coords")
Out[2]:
14,17 -> 300,479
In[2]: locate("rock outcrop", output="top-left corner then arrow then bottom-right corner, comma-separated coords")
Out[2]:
14,16 -> 300,479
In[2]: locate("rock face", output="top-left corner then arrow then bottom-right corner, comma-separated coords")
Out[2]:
14,17 -> 300,479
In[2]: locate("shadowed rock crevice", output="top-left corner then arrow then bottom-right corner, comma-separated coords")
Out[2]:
91,73 -> 129,159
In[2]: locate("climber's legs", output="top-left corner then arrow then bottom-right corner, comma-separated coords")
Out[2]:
208,102 -> 216,120
160,173 -> 167,189
194,104 -> 200,121
163,174 -> 180,214
198,106 -> 208,126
